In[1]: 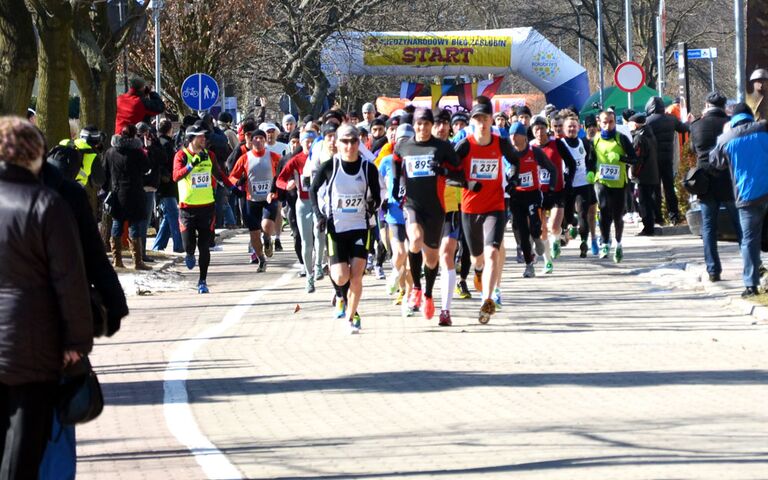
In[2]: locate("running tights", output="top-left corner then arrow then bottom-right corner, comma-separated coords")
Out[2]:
595,183 -> 626,244
182,227 -> 212,283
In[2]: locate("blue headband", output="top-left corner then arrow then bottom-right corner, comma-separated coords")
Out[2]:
300,131 -> 318,142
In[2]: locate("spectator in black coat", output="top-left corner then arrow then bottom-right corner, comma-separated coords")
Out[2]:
628,113 -> 659,235
0,117 -> 92,477
689,92 -> 743,281
645,96 -> 689,224
103,124 -> 151,270
153,119 -> 184,252
137,122 -> 164,263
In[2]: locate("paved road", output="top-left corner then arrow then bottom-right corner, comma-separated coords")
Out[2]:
77,228 -> 768,479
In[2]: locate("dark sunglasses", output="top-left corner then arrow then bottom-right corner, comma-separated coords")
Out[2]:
338,138 -> 359,145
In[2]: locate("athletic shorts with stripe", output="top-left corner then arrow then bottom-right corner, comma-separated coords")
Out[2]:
327,229 -> 370,265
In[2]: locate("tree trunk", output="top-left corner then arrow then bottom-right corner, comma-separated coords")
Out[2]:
746,0 -> 768,93
0,0 -> 37,116
33,1 -> 73,144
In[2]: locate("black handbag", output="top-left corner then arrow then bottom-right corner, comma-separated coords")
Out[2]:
683,166 -> 711,196
90,286 -> 109,338
57,355 -> 104,425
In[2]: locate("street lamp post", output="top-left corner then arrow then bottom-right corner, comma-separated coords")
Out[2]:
574,0 -> 583,66
152,0 -> 163,99
625,0 -> 633,109
734,0 -> 745,101
596,0 -> 605,108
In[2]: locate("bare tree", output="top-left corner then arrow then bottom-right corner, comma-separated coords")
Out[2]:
128,0 -> 265,115
0,0 -> 37,116
28,0 -> 73,144
247,0 -> 389,118
70,0 -> 149,134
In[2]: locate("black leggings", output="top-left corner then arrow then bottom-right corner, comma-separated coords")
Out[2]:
287,194 -> 303,265
571,185 -> 596,241
457,227 -> 472,280
180,206 -> 214,283
511,190 -> 543,264
595,183 -> 626,244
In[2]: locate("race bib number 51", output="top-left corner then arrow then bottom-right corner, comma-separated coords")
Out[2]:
599,164 -> 621,181
518,171 -> 533,188
470,158 -> 498,180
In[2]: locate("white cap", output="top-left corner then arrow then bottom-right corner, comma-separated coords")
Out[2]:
259,122 -> 279,132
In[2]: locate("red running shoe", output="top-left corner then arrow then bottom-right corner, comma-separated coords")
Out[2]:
423,295 -> 435,320
438,310 -> 452,326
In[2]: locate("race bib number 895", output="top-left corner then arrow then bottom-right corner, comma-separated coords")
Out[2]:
405,155 -> 435,178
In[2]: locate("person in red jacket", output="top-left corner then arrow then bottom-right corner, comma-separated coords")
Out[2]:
115,77 -> 165,134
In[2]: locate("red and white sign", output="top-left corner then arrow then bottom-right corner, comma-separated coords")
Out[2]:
614,61 -> 646,93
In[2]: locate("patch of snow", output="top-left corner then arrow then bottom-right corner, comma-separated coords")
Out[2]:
119,269 -> 193,297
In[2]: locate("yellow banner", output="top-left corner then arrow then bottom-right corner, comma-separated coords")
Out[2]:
363,35 -> 511,68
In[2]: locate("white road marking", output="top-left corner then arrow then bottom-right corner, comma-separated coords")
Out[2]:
163,270 -> 295,479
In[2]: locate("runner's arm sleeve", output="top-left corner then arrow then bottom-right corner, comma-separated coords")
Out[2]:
209,151 -> 234,189
366,162 -> 382,210
556,141 -> 577,188
584,141 -> 597,173
533,147 -> 557,181
618,134 -> 639,164
499,137 -> 519,177
309,160 -> 333,217
228,154 -> 247,185
275,157 -> 295,190
446,139 -> 470,188
172,150 -> 192,182
391,149 -> 403,202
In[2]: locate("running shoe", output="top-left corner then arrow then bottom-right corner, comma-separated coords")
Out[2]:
613,244 -> 623,263
600,244 -> 610,259
423,295 -> 435,320
335,298 -> 346,319
478,298 -> 495,324
523,263 -> 535,278
210,244 -> 224,252
298,267 -> 307,277
185,253 -> 196,270
256,256 -> 267,272
516,246 -> 524,263
197,281 -> 209,294
366,253 -> 374,273
742,286 -> 759,297
306,277 -> 315,293
544,260 -> 554,274
492,287 -> 502,310
350,312 -> 361,334
263,237 -> 274,258
473,271 -> 483,293
456,280 -> 472,299
407,288 -> 423,311
551,238 -> 561,259
569,226 -> 578,239
374,265 -> 386,280
387,270 -> 401,295
315,269 -> 324,281
579,241 -> 588,258
591,238 -> 599,256
274,238 -> 283,251
438,310 -> 452,327
250,252 -> 259,264
393,289 -> 405,306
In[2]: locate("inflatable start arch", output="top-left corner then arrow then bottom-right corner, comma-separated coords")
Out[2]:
322,28 -> 590,110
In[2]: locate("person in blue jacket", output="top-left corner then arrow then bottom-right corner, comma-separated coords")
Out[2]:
709,103 -> 768,297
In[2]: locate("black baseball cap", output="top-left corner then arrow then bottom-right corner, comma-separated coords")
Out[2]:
385,116 -> 401,129
413,108 -> 434,123
470,102 -> 493,118
451,112 -> 469,125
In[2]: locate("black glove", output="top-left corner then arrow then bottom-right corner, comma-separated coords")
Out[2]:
381,199 -> 389,213
366,200 -> 376,217
429,158 -> 447,176
316,213 -> 327,232
467,180 -> 483,193
230,185 -> 245,198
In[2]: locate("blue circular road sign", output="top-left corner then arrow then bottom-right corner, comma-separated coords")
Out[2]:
181,73 -> 219,111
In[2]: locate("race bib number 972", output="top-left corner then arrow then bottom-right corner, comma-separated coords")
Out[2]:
599,164 -> 621,181
470,158 -> 499,181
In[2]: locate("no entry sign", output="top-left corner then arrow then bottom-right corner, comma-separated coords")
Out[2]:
614,61 -> 646,93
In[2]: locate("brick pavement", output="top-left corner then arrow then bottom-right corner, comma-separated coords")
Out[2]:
77,227 -> 768,479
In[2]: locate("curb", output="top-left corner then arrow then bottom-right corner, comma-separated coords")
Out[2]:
654,224 -> 691,236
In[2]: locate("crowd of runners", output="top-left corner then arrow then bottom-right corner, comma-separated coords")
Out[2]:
176,95 -> 680,333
